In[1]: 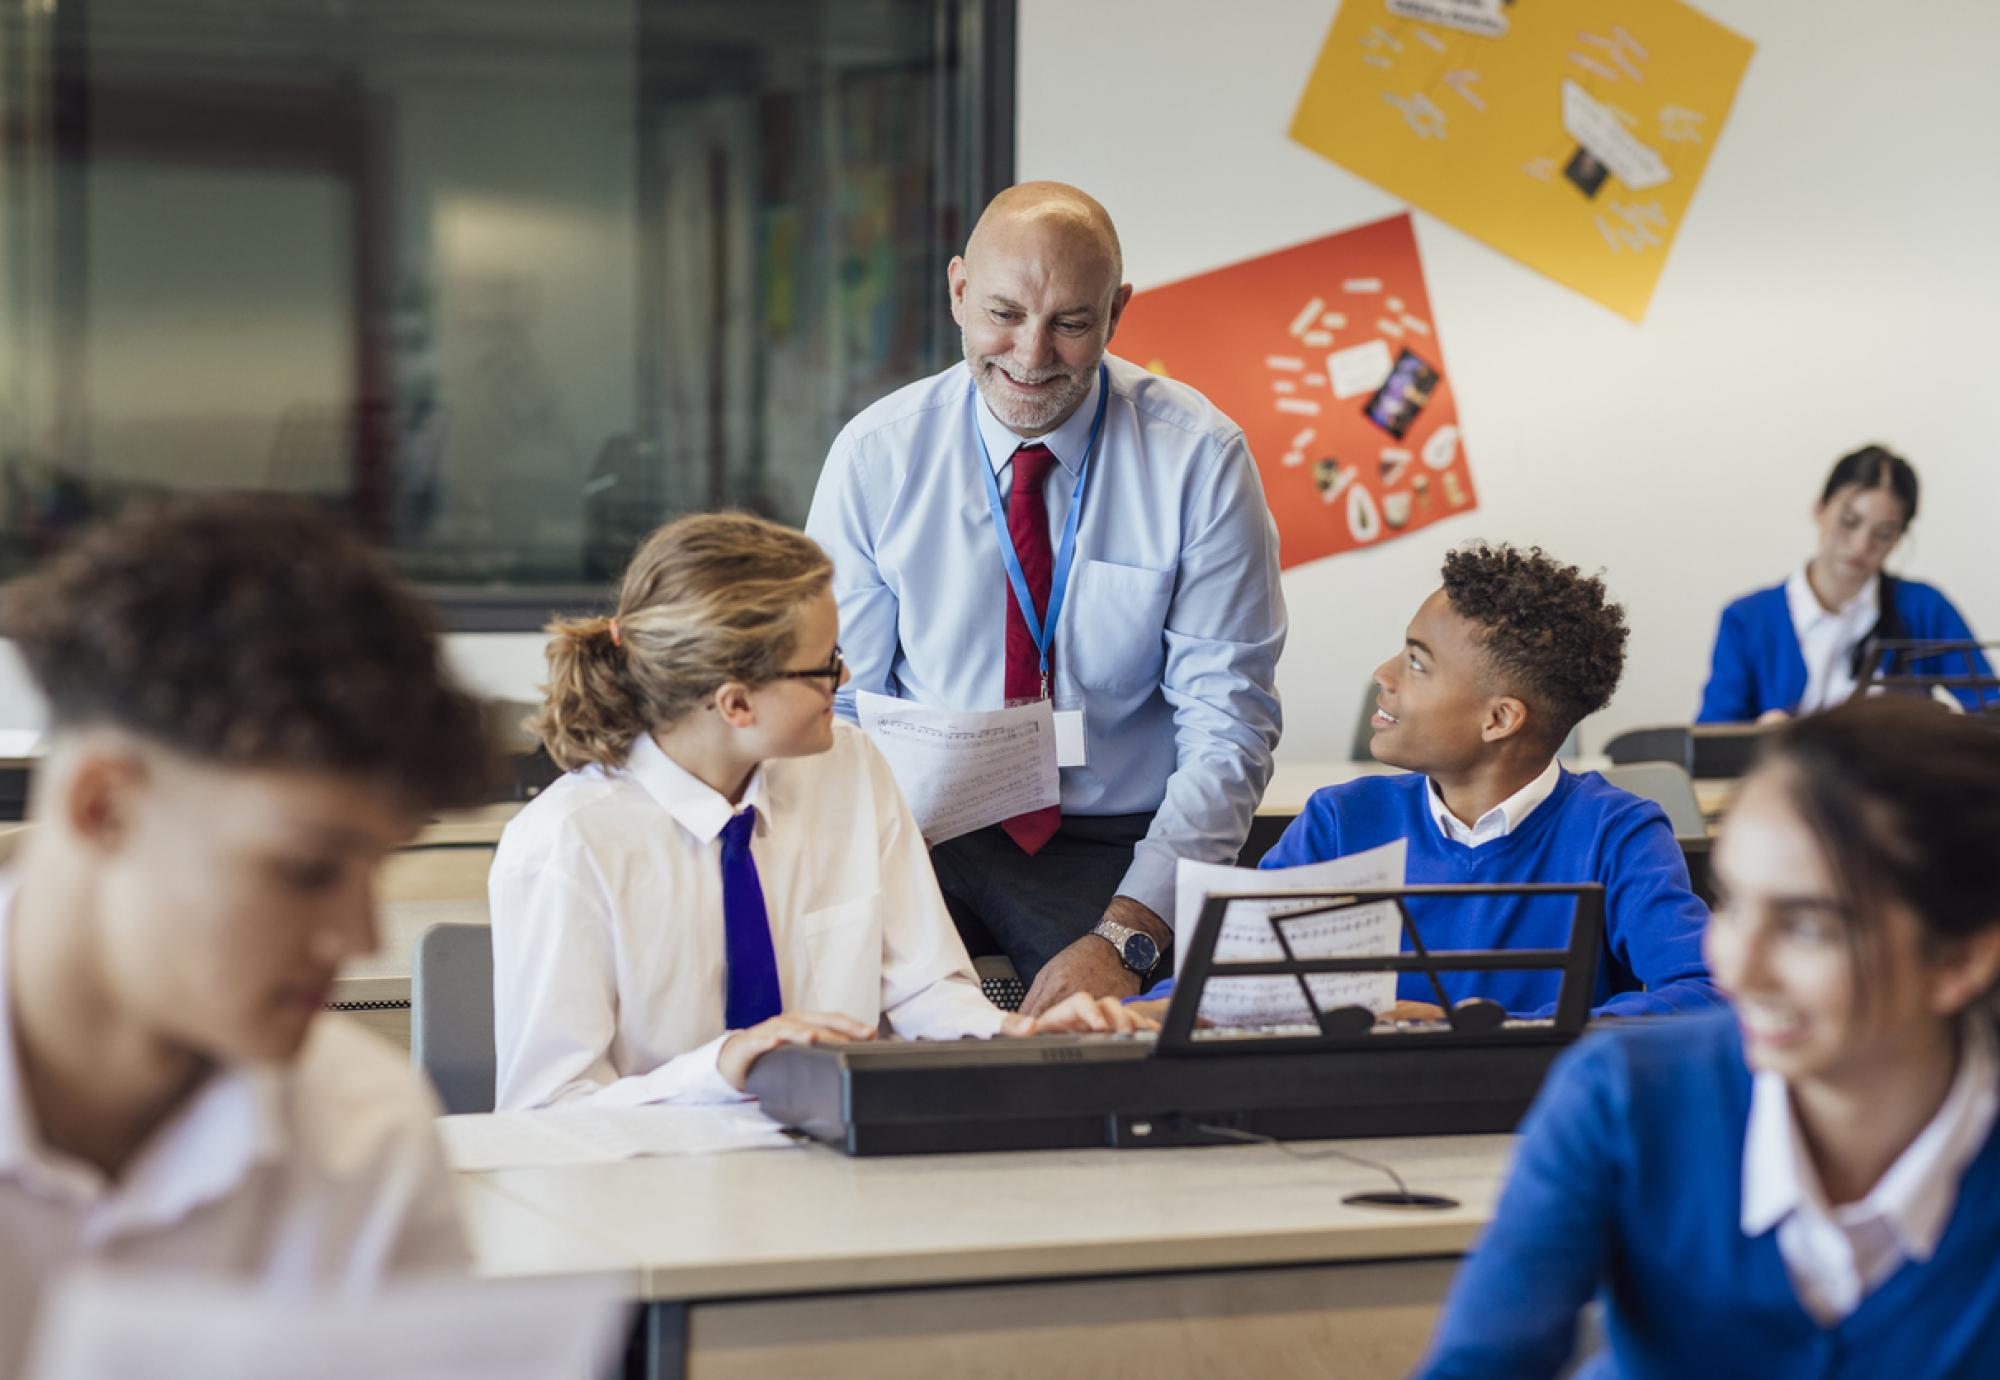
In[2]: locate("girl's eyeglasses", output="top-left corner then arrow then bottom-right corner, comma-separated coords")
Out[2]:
772,645 -> 845,690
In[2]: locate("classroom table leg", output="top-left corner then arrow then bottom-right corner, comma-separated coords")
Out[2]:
641,1301 -> 688,1380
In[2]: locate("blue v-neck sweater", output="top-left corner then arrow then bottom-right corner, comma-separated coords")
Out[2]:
1420,1011 -> 2000,1379
1697,578 -> 1991,722
1149,770 -> 1718,1017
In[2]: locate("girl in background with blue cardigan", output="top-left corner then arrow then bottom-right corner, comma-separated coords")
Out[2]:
1697,446 -> 1991,722
1419,696 -> 2000,1379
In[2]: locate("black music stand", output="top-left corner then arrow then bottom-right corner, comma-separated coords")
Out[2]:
1154,882 -> 1603,1209
1156,883 -> 1605,1057
1857,638 -> 2000,714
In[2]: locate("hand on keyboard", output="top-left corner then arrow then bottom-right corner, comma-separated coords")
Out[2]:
719,1010 -> 878,1089
1000,992 -> 1161,1038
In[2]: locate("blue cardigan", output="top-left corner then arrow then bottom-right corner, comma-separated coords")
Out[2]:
1147,769 -> 1718,1018
1419,1011 -> 2000,1379
1697,578 -> 1991,722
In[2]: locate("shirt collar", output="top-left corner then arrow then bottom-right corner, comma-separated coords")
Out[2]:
1742,1015 -> 2000,1260
972,362 -> 1106,479
1786,563 -> 1878,629
621,730 -> 770,846
1426,758 -> 1562,846
0,875 -> 290,1235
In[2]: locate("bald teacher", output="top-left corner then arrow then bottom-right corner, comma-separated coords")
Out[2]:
806,183 -> 1286,1015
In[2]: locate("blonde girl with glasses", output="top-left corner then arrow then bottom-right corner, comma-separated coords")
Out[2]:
491,513 -> 1140,1109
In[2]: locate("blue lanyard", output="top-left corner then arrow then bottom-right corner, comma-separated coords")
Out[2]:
974,363 -> 1109,699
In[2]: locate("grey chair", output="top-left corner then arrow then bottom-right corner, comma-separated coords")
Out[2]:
412,922 -> 497,1115
1600,761 -> 1706,840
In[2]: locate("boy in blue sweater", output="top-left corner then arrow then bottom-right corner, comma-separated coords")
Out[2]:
1420,697 -> 2000,1378
1142,544 -> 1717,1019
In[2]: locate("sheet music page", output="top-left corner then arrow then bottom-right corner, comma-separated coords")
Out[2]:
25,1271 -> 626,1380
438,1103 -> 796,1172
1173,839 -> 1408,1027
856,690 -> 1060,844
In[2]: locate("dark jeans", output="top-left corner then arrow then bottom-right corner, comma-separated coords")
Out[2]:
928,812 -> 1156,987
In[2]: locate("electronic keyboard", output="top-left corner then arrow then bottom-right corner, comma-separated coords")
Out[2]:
750,883 -> 1605,1156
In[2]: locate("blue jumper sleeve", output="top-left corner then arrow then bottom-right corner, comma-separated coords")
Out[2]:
1416,1036 -> 1626,1379
1695,600 -> 1758,723
1255,788 -> 1342,870
1591,805 -> 1722,1017
1905,587 -> 1994,712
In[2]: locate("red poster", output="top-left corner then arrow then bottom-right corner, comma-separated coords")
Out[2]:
1114,214 -> 1475,569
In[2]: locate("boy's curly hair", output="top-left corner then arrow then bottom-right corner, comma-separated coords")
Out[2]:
1441,543 -> 1627,747
1,496 -> 494,810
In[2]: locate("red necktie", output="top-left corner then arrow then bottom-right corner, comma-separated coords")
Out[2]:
1002,443 -> 1061,855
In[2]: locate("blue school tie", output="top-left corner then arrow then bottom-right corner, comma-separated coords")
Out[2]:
719,807 -> 783,1028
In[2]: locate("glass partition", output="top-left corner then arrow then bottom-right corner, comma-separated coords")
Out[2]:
0,0 -> 1010,623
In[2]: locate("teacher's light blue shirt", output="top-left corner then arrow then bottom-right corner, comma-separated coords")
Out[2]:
805,354 -> 1287,920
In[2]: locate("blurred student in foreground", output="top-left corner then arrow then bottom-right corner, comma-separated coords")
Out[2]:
0,499 -> 494,1380
1421,697 -> 2000,1378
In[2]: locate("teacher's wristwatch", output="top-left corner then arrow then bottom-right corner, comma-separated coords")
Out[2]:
1091,918 -> 1161,976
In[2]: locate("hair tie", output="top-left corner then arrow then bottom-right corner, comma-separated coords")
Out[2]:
607,616 -> 623,650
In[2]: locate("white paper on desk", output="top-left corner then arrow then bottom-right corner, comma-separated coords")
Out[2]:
856,690 -> 1060,844
1173,839 -> 1407,1027
24,1269 -> 625,1380
438,1103 -> 797,1172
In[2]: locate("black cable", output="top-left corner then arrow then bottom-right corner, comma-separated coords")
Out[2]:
1193,1121 -> 1415,1199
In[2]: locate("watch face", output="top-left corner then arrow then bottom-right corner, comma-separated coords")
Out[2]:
1122,932 -> 1159,973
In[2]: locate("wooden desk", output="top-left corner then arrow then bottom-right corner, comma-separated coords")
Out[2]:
459,1134 -> 1512,1379
417,802 -> 523,848
1693,777 -> 1739,822
452,1172 -> 641,1288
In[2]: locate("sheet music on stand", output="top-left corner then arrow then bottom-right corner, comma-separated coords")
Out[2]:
1172,841 -> 1406,1027
23,1270 -> 628,1380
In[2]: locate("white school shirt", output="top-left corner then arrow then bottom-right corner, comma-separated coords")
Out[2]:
489,721 -> 1004,1110
1785,564 -> 1879,714
1740,1016 -> 1999,1326
0,889 -> 467,1380
1425,758 -> 1562,848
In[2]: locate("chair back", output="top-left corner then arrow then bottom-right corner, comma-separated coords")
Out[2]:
412,922 -> 496,1115
1600,761 -> 1706,840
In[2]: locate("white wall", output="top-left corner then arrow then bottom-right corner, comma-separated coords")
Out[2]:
0,1 -> 1988,752
1017,0 -> 2000,757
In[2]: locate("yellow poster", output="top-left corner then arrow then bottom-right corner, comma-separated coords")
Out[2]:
1290,0 -> 1754,322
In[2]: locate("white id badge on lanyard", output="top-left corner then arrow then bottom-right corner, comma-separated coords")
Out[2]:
1052,708 -> 1088,767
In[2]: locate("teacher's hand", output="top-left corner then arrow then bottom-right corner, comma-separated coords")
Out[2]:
1018,896 -> 1171,1018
